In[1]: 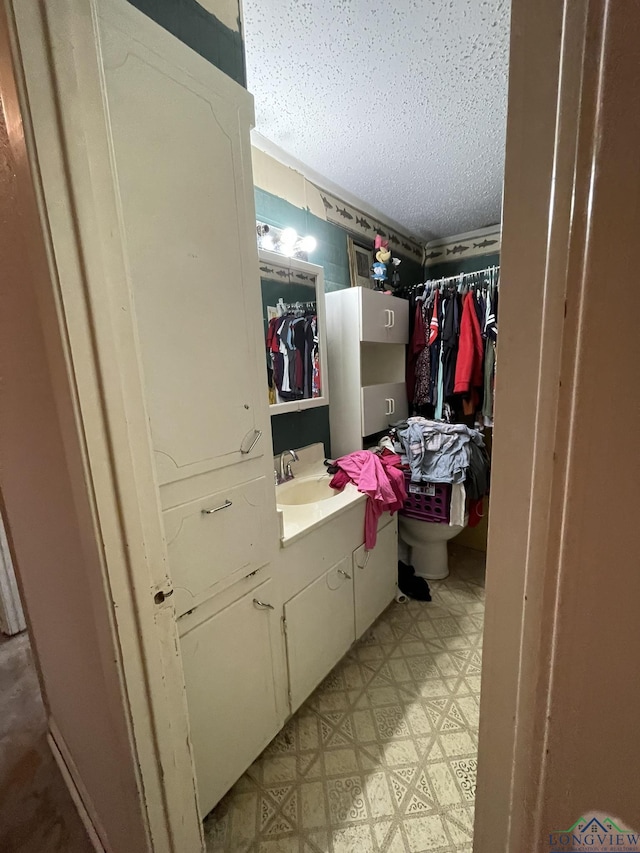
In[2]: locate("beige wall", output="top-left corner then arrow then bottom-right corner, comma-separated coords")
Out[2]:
251,146 -> 328,219
197,0 -> 240,32
476,0 -> 640,848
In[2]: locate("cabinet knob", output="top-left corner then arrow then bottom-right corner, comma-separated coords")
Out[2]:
253,599 -> 274,610
337,568 -> 352,580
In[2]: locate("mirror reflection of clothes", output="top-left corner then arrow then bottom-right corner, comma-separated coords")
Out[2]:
266,314 -> 320,402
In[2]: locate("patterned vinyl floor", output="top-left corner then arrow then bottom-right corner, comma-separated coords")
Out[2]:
204,545 -> 485,853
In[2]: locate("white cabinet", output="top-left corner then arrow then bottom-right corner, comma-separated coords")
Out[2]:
353,517 -> 398,638
360,287 -> 409,344
104,23 -> 267,487
361,382 -> 409,437
284,557 -> 355,713
94,5 -> 283,822
326,287 -> 409,456
180,579 -> 282,818
164,476 -> 271,617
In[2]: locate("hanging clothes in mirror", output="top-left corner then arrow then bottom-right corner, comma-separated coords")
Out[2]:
266,301 -> 320,403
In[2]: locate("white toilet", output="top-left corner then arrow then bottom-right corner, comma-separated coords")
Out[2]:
399,515 -> 467,580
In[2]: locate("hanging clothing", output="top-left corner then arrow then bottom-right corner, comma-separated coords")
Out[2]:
266,311 -> 319,402
405,268 -> 499,424
441,292 -> 460,400
413,346 -> 431,406
407,300 -> 428,405
330,450 -> 406,549
482,339 -> 496,425
454,291 -> 484,412
449,483 -> 467,527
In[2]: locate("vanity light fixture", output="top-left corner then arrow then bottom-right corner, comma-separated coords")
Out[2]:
256,221 -> 317,260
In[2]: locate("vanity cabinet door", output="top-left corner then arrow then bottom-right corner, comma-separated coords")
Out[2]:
102,32 -> 265,486
284,557 -> 355,713
353,517 -> 397,638
180,579 -> 282,817
164,476 -> 270,617
361,382 -> 408,436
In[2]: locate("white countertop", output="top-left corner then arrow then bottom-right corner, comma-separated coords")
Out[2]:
274,444 -> 365,547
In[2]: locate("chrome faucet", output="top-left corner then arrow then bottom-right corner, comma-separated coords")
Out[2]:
277,449 -> 299,484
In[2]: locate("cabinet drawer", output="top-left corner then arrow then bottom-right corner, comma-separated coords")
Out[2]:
361,382 -> 408,436
284,557 -> 355,713
180,579 -> 281,816
359,289 -> 409,344
164,476 -> 269,616
353,516 -> 397,638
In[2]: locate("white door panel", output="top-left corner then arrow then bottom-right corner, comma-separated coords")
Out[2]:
361,382 -> 408,436
180,579 -> 281,817
353,517 -> 397,638
284,558 -> 355,712
164,477 -> 270,616
386,297 -> 409,344
359,288 -> 393,343
102,31 -> 264,485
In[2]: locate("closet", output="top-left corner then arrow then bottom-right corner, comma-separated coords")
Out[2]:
326,286 -> 409,456
406,266 -> 500,427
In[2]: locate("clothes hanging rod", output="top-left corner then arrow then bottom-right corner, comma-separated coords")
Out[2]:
417,264 -> 500,290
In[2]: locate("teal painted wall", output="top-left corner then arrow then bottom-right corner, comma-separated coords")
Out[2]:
256,188 -> 424,457
426,252 -> 500,281
125,0 -> 246,86
271,407 -> 332,460
255,189 -> 351,293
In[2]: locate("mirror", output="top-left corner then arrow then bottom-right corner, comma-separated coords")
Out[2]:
259,249 -> 329,415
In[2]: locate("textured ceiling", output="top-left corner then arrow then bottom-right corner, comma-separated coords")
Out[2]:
242,0 -> 510,241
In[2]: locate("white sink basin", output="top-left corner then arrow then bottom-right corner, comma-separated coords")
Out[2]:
276,476 -> 340,506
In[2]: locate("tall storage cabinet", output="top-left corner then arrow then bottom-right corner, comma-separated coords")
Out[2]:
326,287 -> 409,456
97,11 -> 285,819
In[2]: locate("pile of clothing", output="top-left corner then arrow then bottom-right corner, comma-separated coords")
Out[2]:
329,450 -> 406,549
406,283 -> 498,427
395,417 -> 490,526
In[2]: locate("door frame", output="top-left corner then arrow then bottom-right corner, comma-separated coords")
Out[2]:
475,0 -> 629,849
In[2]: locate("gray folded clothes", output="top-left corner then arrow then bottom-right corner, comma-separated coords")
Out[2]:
398,418 -> 485,484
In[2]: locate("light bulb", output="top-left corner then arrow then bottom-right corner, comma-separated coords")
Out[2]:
280,227 -> 297,245
300,235 -> 317,253
261,234 -> 275,250
280,242 -> 295,257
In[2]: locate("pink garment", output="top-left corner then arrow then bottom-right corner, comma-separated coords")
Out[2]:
330,450 -> 407,549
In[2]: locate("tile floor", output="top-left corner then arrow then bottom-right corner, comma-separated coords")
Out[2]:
204,544 -> 485,853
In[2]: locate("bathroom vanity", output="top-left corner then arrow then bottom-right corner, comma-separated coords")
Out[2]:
178,444 -> 397,816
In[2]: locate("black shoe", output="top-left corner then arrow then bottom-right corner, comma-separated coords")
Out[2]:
398,561 -> 432,601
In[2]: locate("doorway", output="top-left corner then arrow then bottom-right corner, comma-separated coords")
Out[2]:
2,1 -> 639,852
